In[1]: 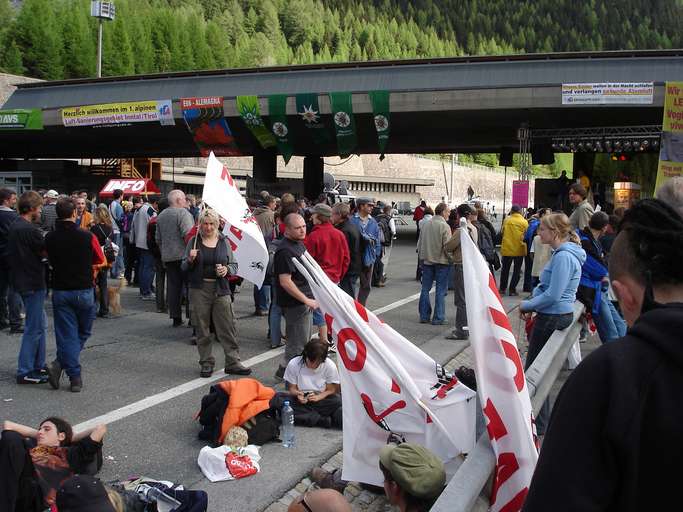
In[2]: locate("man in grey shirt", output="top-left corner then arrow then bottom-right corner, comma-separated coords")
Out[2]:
155,190 -> 194,327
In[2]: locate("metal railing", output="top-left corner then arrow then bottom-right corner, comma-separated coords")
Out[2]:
431,303 -> 584,512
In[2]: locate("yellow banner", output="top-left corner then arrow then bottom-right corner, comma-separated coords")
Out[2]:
62,100 -> 174,127
656,82 -> 683,191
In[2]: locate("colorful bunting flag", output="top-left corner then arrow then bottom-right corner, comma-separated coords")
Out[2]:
236,95 -> 276,149
181,97 -> 241,157
296,93 -> 332,146
369,91 -> 390,158
268,94 -> 294,165
329,92 -> 358,158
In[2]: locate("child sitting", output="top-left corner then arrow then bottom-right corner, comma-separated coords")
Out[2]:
280,340 -> 343,429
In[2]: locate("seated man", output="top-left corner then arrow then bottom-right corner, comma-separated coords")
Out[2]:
276,340 -> 342,429
0,418 -> 107,511
288,488 -> 351,512
379,443 -> 446,512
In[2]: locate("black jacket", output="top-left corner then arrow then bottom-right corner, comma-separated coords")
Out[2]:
0,208 -> 18,263
181,234 -> 237,297
7,217 -> 46,293
337,219 -> 362,276
524,303 -> 683,512
45,220 -> 101,291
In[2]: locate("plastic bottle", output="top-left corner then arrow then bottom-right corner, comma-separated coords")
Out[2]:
282,400 -> 295,448
143,486 -> 182,507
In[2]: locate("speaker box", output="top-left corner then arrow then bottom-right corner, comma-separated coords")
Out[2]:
532,144 -> 555,165
499,148 -> 514,167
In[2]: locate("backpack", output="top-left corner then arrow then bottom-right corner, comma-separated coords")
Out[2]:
476,222 -> 496,263
377,214 -> 392,247
97,225 -> 117,264
265,238 -> 282,282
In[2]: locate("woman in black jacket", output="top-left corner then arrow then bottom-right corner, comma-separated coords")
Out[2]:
182,209 -> 250,378
91,206 -> 114,318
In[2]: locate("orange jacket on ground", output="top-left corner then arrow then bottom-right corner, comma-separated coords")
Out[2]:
217,378 -> 275,444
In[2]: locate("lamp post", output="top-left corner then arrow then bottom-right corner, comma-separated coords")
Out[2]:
90,1 -> 116,78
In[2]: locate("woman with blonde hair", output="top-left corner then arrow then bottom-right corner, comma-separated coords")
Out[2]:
91,206 -> 114,318
182,209 -> 251,377
519,213 -> 586,435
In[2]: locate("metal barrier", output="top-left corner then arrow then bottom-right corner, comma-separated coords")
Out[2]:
431,303 -> 584,512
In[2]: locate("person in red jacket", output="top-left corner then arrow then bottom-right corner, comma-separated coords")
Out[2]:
304,203 -> 350,344
413,200 -> 426,240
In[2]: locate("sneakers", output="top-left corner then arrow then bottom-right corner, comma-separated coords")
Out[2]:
446,330 -> 469,340
17,373 -> 48,385
140,294 -> 155,301
224,363 -> 252,376
172,318 -> 184,327
254,309 -> 268,317
70,376 -> 83,393
274,365 -> 285,381
9,326 -> 24,334
509,290 -> 519,297
47,359 -> 63,389
200,364 -> 214,378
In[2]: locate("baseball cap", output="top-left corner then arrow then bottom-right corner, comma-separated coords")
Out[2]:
379,443 -> 446,499
311,203 -> 332,217
356,197 -> 375,206
45,190 -> 59,199
56,475 -> 115,512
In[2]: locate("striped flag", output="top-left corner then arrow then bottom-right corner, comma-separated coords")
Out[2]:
461,220 -> 538,512
294,252 -> 476,486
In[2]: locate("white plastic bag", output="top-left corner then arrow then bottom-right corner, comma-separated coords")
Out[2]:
567,340 -> 582,370
197,445 -> 261,482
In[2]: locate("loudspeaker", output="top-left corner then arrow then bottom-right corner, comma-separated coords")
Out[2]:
499,148 -> 514,167
532,144 -> 555,165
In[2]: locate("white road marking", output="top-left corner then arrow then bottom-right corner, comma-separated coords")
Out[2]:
74,291 -> 423,431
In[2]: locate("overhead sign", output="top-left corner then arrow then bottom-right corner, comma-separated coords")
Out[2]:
62,100 -> 174,127
0,109 -> 43,130
99,178 -> 160,197
561,83 -> 654,105
655,81 -> 683,190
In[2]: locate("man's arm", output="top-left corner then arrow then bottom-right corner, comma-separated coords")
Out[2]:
180,209 -> 195,238
279,273 -> 317,309
73,424 -> 107,443
3,420 -> 38,438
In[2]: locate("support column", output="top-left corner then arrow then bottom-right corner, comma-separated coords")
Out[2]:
252,150 -> 277,190
303,156 -> 324,200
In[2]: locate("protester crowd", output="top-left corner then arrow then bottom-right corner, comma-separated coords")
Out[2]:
1,173 -> 682,512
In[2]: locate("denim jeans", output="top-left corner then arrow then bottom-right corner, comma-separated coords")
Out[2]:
525,312 -> 574,435
339,273 -> 359,299
418,263 -> 449,324
0,264 -> 23,329
109,232 -> 124,278
253,283 -> 270,313
269,284 -> 284,348
17,289 -> 47,377
138,249 -> 155,296
595,290 -> 627,343
52,289 -> 97,378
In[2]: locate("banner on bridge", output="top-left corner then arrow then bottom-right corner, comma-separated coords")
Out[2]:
0,109 -> 43,130
655,81 -> 683,191
461,219 -> 538,512
62,100 -> 174,127
181,97 -> 242,157
293,252 -> 476,487
561,82 -> 653,105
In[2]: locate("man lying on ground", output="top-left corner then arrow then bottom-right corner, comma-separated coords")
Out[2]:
0,418 -> 106,511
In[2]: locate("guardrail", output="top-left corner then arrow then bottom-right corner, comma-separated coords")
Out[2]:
431,302 -> 584,512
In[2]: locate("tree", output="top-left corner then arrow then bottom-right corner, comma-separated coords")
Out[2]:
1,40 -> 25,75
14,0 -> 64,79
60,0 -> 96,78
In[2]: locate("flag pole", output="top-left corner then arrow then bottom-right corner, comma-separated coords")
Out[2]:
193,203 -> 206,251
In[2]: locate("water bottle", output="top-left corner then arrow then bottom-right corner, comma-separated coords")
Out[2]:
140,485 -> 181,507
282,400 -> 296,448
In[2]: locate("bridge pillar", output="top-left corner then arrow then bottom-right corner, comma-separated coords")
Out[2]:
303,156 -> 324,200
252,150 -> 278,189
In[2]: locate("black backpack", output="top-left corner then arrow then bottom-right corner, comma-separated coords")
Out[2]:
377,215 -> 393,247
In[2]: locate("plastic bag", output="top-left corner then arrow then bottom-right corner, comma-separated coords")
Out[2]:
567,340 -> 582,370
197,445 -> 261,483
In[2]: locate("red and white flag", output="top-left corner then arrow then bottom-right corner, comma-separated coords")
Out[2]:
202,152 -> 268,288
461,221 -> 538,511
294,253 -> 476,486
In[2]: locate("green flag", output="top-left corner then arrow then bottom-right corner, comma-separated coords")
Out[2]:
268,94 -> 294,165
369,91 -> 390,158
295,93 -> 332,146
236,95 -> 276,149
329,92 -> 357,158
0,109 -> 43,130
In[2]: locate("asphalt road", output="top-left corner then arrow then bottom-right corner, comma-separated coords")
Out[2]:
0,220 -> 509,512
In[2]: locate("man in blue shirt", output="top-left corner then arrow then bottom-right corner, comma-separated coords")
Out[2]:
350,197 -> 381,306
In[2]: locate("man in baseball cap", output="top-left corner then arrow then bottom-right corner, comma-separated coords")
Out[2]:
379,443 -> 446,512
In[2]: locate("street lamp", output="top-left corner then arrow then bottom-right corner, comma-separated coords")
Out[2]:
91,1 -> 116,78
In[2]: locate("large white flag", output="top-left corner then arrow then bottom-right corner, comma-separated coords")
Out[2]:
294,253 -> 476,486
461,221 -> 538,512
202,152 -> 268,288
